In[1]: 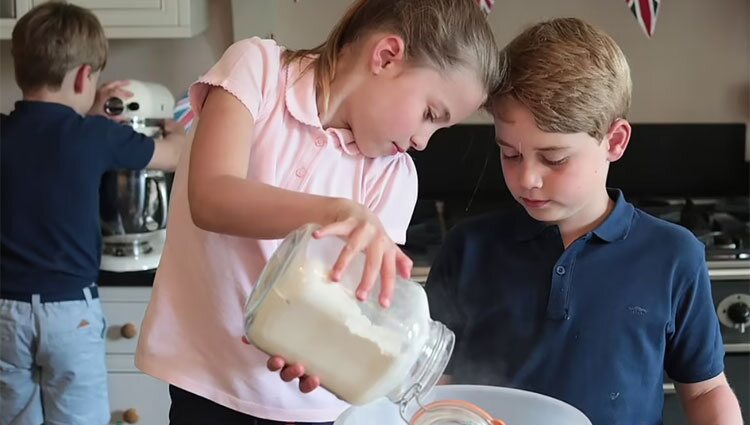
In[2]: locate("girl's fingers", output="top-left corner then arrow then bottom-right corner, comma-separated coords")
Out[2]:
357,241 -> 384,301
280,363 -> 306,382
396,250 -> 413,279
313,218 -> 356,239
329,225 -> 367,282
266,356 -> 285,372
378,249 -> 397,308
299,375 -> 321,393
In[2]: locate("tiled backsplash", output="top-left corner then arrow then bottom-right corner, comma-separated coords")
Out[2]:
411,123 -> 749,202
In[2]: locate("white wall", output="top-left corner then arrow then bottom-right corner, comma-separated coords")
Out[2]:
233,0 -> 750,124
2,0 -> 748,124
486,0 -> 749,124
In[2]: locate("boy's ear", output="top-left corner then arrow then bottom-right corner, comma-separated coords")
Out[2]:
369,35 -> 405,75
605,119 -> 631,162
73,64 -> 94,94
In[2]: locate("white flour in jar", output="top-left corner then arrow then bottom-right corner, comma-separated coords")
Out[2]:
247,259 -> 426,405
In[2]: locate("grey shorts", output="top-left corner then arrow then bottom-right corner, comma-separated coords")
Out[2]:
0,286 -> 110,425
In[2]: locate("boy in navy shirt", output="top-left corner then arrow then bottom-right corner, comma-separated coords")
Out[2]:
426,18 -> 742,425
0,3 -> 184,424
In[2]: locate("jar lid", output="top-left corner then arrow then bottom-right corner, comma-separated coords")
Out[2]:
409,400 -> 505,425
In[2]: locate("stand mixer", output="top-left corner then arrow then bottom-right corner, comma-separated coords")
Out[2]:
99,80 -> 175,272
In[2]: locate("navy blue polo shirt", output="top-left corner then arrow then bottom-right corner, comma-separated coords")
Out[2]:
1,101 -> 155,295
426,189 -> 724,425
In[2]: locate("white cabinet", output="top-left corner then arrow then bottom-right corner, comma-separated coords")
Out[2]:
108,369 -> 170,425
101,286 -> 169,425
0,0 -> 208,39
0,0 -> 32,39
103,299 -> 148,354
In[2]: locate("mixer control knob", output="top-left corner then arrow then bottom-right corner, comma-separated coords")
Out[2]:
104,97 -> 125,116
727,302 -> 750,333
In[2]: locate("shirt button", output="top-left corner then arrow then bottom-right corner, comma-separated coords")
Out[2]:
295,168 -> 306,178
555,265 -> 566,275
315,137 -> 326,147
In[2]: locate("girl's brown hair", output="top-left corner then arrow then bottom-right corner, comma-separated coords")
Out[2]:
283,0 -> 502,112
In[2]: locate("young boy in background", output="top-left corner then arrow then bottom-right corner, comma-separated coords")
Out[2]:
1,3 -> 185,424
426,18 -> 742,425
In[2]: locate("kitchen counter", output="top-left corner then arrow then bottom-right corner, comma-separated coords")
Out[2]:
412,266 -> 430,283
98,270 -> 156,287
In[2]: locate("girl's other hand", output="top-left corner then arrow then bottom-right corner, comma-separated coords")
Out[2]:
241,337 -> 321,393
267,355 -> 321,393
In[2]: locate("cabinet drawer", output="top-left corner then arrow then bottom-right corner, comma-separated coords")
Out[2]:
8,0 -> 210,39
102,301 -> 148,354
108,371 -> 169,425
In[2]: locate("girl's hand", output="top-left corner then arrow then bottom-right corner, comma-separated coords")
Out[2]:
267,355 -> 320,393
88,80 -> 133,118
240,336 -> 321,393
321,200 -> 413,308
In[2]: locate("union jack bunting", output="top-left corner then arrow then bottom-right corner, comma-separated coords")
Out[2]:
173,92 -> 195,133
476,0 -> 494,16
626,0 -> 661,38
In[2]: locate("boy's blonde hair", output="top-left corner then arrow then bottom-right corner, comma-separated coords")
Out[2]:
493,18 -> 632,140
284,0 -> 502,113
11,1 -> 108,92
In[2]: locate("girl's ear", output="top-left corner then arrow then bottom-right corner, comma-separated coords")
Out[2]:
369,35 -> 405,75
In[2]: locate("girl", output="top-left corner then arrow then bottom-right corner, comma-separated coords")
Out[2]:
135,0 -> 501,424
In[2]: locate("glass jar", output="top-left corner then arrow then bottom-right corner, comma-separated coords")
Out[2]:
409,400 -> 506,425
244,224 -> 455,406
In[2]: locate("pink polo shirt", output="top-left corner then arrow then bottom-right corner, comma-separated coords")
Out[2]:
135,38 -> 418,422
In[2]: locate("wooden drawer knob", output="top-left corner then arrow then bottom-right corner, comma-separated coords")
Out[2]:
123,408 -> 140,423
120,323 -> 138,339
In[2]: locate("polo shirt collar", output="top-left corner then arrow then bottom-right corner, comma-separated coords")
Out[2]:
591,189 -> 635,242
513,189 -> 635,243
284,57 -> 360,156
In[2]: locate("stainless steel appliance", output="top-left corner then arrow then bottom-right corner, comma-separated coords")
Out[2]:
99,80 -> 175,272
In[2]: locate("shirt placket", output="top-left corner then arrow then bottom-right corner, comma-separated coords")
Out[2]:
280,130 -> 328,191
546,235 -> 591,320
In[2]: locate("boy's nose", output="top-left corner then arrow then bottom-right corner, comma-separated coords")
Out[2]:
520,163 -> 543,190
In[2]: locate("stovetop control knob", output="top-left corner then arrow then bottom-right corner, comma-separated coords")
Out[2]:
727,302 -> 750,333
718,294 -> 750,334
